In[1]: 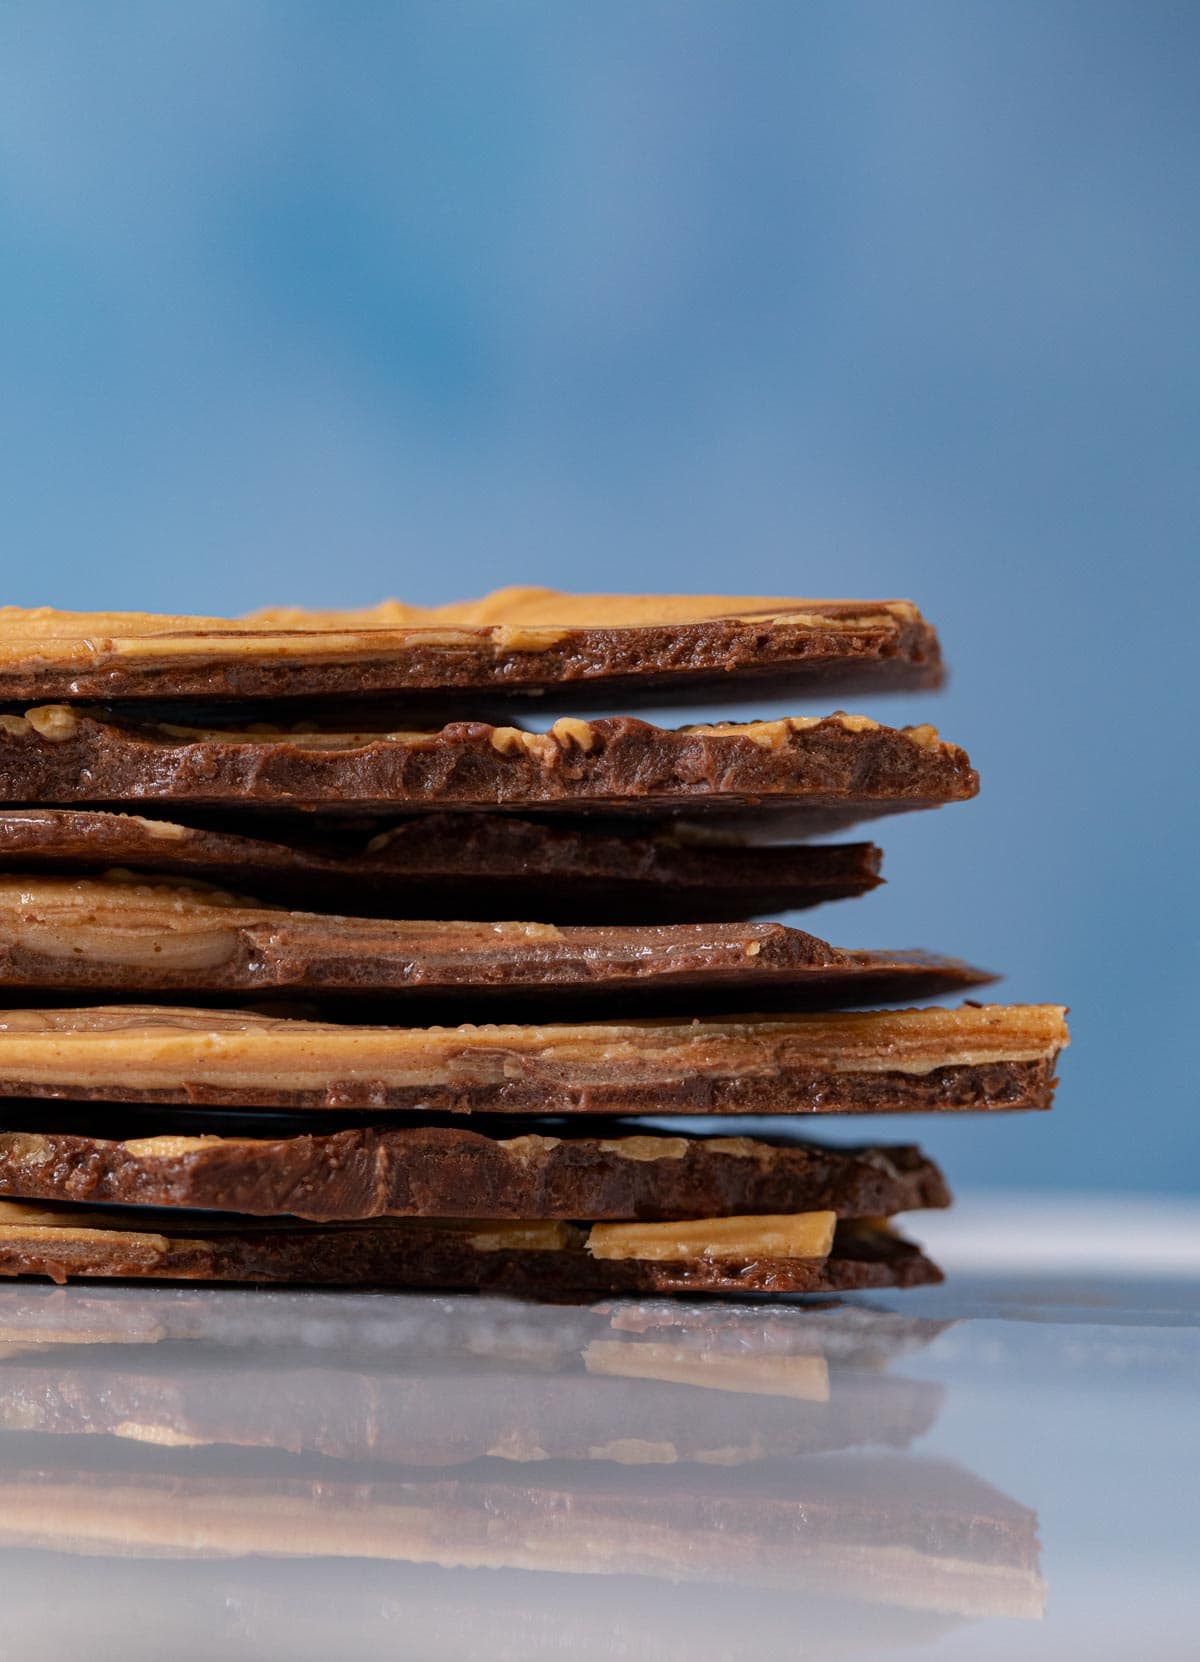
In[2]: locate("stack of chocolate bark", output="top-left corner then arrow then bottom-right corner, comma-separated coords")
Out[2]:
0,591 -> 1069,1295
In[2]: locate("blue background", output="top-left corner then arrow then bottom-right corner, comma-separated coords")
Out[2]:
1,2 -> 1196,1192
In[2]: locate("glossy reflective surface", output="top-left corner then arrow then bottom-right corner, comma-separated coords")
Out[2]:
0,1262 -> 1194,1660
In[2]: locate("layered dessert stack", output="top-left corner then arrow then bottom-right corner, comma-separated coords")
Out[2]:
0,591 -> 1069,1294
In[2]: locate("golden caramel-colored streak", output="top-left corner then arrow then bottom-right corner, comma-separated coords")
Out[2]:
597,1137 -> 691,1163
245,589 -> 918,629
0,1003 -> 1069,1090
0,607 -> 243,639
588,1211 -> 836,1263
582,1339 -> 831,1402
2,1207 -> 812,1268
0,590 -> 919,668
0,1200 -> 147,1230
0,590 -> 913,634
0,1223 -> 204,1262
0,873 -> 572,970
463,1221 -> 575,1253
111,1422 -> 208,1449
119,1135 -> 233,1159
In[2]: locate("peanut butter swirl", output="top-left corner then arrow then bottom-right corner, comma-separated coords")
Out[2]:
0,707 -> 977,826
0,1002 -> 1068,1114
0,807 -> 885,922
0,872 -> 992,1009
0,588 -> 942,703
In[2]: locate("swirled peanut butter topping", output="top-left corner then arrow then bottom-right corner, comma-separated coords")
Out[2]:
0,1002 -> 1069,1094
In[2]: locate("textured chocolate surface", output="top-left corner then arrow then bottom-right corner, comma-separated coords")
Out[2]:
0,874 -> 992,1009
0,1114 -> 951,1221
0,1206 -> 940,1295
0,707 -> 978,827
0,1003 -> 1069,1114
0,593 -> 942,704
0,808 -> 884,922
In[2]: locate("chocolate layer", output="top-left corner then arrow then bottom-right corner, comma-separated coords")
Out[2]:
0,1203 -> 938,1295
0,707 -> 978,827
0,592 -> 942,704
0,874 -> 992,1009
0,809 -> 884,922
0,1115 -> 951,1221
0,1003 -> 1069,1113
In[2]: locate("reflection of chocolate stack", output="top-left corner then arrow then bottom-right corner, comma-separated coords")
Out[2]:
0,1287 -> 1045,1654
0,592 -> 1068,1291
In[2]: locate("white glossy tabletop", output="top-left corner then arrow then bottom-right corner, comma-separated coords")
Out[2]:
0,1199 -> 1195,1661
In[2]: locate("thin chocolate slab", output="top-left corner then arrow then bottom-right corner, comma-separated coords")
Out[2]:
0,808 -> 884,922
0,1112 -> 951,1220
0,1203 -> 939,1295
0,1003 -> 1069,1114
0,707 -> 978,827
0,874 -> 993,1010
0,592 -> 943,704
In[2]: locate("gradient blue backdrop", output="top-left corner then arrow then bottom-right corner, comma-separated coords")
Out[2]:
1,2 -> 1196,1192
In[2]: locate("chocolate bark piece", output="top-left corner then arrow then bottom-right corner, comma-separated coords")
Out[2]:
0,808 -> 884,922
0,1002 -> 1069,1114
0,873 -> 993,1010
0,1355 -> 941,1465
0,1111 -> 952,1221
0,1201 -> 938,1295
0,592 -> 942,704
0,707 -> 978,828
0,1449 -> 1043,1620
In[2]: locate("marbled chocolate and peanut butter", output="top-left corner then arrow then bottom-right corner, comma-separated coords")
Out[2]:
0,1002 -> 1068,1113
0,706 -> 978,827
0,589 -> 942,703
0,1112 -> 951,1221
0,808 -> 884,921
0,1198 -> 940,1295
0,872 -> 992,1009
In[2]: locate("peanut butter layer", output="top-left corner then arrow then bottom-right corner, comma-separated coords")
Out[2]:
0,1201 -> 938,1296
0,874 -> 992,1010
0,707 -> 978,826
0,1002 -> 1068,1113
0,808 -> 884,922
0,591 -> 942,702
588,1211 -> 837,1262
0,1112 -> 951,1220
